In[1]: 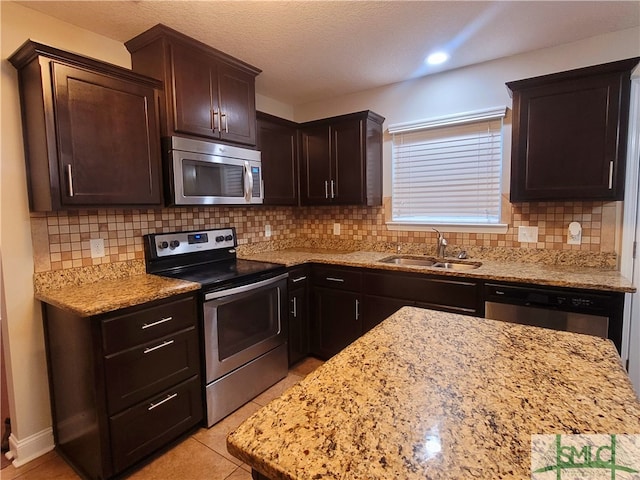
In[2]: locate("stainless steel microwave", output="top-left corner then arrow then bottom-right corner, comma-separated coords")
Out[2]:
164,136 -> 263,205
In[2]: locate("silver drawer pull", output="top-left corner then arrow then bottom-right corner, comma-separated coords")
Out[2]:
292,276 -> 307,283
142,316 -> 173,330
148,393 -> 178,411
326,277 -> 344,283
143,339 -> 174,354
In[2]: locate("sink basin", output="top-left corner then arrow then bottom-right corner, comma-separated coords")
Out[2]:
431,261 -> 482,270
379,255 -> 481,270
378,255 -> 437,267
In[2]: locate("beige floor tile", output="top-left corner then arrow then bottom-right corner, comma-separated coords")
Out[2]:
289,356 -> 324,377
223,466 -> 253,480
128,437 -> 236,480
252,373 -> 303,407
3,451 -> 78,480
192,401 -> 262,465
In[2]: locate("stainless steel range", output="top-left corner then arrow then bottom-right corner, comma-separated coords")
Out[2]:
144,228 -> 288,426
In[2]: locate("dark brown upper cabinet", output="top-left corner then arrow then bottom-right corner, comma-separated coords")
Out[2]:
9,41 -> 163,211
126,24 -> 260,147
507,58 -> 639,202
257,112 -> 299,205
299,110 -> 384,206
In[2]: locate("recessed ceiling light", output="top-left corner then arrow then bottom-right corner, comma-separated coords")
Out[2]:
426,52 -> 449,65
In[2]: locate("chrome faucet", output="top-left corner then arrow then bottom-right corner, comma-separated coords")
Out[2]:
433,229 -> 447,258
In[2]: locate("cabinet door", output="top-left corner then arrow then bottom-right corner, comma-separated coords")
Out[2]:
52,63 -> 162,206
300,124 -> 332,205
312,287 -> 361,359
218,63 -> 257,146
362,295 -> 411,333
171,43 -> 217,139
510,67 -> 633,201
332,118 -> 364,204
288,283 -> 309,366
257,114 -> 299,205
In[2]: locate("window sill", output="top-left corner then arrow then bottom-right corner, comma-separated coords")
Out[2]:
386,221 -> 509,234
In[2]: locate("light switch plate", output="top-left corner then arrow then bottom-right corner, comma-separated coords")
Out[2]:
90,238 -> 105,258
518,226 -> 538,243
265,224 -> 272,238
333,223 -> 341,235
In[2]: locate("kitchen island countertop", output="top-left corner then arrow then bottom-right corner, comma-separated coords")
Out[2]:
227,306 -> 640,479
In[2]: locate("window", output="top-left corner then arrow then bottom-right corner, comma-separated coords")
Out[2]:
389,107 -> 506,229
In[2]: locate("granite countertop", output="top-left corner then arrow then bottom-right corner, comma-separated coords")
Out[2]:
35,274 -> 200,316
238,248 -> 635,293
227,307 -> 640,480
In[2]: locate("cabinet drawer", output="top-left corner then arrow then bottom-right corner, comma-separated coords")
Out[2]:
104,327 -> 200,413
102,295 -> 197,354
109,375 -> 202,473
312,266 -> 361,291
288,266 -> 309,287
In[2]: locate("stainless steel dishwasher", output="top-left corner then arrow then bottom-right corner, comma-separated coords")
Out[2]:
484,283 -> 623,352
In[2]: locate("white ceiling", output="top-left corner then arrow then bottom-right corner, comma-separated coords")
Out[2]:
15,1 -> 640,105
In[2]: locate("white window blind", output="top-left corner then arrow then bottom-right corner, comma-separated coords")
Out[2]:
390,108 -> 505,226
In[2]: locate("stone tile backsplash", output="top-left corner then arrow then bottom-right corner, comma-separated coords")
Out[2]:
30,198 -> 620,273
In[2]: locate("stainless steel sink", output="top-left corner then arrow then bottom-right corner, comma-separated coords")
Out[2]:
378,255 -> 437,267
379,255 -> 481,270
431,261 -> 482,270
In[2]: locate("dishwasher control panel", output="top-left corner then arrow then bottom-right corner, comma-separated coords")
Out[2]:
485,283 -> 610,313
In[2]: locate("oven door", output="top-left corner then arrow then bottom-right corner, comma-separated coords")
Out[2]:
203,273 -> 287,382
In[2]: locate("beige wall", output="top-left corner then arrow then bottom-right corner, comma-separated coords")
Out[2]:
0,1 -> 133,463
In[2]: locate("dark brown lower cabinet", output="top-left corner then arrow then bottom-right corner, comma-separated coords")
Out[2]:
362,295 -> 411,333
42,293 -> 202,480
312,287 -> 362,359
288,266 -> 310,365
310,265 -> 483,360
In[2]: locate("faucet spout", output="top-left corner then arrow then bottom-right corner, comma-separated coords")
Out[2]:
433,229 -> 448,258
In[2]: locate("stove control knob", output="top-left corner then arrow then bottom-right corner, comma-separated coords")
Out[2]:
158,241 -> 169,250
169,240 -> 180,249
215,235 -> 225,242
225,234 -> 233,241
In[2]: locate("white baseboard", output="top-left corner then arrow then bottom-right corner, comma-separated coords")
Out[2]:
8,427 -> 55,467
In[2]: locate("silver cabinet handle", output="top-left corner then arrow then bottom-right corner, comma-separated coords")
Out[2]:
608,161 -> 614,189
66,164 -> 74,197
212,110 -> 219,132
148,393 -> 177,411
143,339 -> 174,354
221,112 -> 229,133
324,180 -> 329,199
142,316 -> 172,330
330,180 -> 335,199
292,276 -> 307,283
326,277 -> 344,283
355,299 -> 360,320
291,297 -> 297,317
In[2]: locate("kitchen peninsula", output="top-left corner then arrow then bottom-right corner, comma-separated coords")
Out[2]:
227,307 -> 640,479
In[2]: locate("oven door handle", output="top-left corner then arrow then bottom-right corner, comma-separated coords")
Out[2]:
204,272 -> 288,301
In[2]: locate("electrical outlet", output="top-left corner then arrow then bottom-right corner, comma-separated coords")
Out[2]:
90,238 -> 105,258
517,226 -> 538,243
333,223 -> 341,235
265,224 -> 272,238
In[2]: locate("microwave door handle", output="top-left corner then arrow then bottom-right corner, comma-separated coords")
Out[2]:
244,162 -> 253,202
